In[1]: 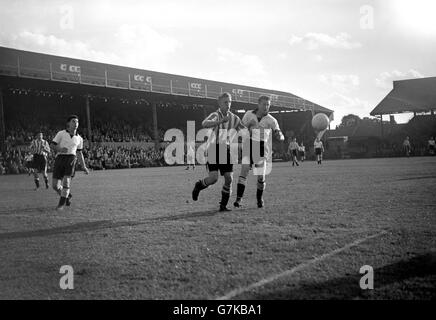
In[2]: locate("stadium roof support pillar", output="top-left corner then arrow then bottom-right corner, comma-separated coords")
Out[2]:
380,114 -> 384,138
85,95 -> 92,147
0,87 -> 5,156
152,101 -> 159,150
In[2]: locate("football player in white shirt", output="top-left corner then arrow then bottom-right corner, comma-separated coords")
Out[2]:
50,115 -> 89,210
299,142 -> 306,162
314,137 -> 324,164
428,137 -> 435,155
185,144 -> 196,170
234,95 -> 285,208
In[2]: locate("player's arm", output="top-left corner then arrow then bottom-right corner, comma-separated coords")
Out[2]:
202,113 -> 226,128
274,129 -> 285,141
76,138 -> 89,174
76,150 -> 89,174
29,140 -> 35,154
271,118 -> 284,141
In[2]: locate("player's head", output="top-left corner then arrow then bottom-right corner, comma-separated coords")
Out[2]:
218,92 -> 232,114
257,96 -> 271,115
293,137 -> 297,142
67,115 -> 79,131
315,137 -> 320,142
36,132 -> 43,140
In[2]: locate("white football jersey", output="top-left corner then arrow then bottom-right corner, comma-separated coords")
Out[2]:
314,140 -> 323,149
52,130 -> 84,156
242,111 -> 280,142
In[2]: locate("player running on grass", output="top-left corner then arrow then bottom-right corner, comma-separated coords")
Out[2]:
29,132 -> 51,190
314,137 -> 324,164
234,95 -> 285,209
191,92 -> 245,211
50,115 -> 89,210
288,137 -> 299,166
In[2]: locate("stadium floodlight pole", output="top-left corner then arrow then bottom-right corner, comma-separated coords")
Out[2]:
105,70 -> 108,87
85,94 -> 92,148
128,74 -> 131,90
49,63 -> 53,81
151,100 -> 160,150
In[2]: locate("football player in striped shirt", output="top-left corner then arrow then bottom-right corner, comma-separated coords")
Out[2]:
192,93 -> 245,211
50,115 -> 89,210
234,95 -> 285,208
29,132 -> 51,189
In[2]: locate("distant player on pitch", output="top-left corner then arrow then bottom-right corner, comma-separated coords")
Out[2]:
234,95 -> 285,209
50,115 -> 89,210
314,137 -> 324,165
29,132 -> 51,189
299,142 -> 306,162
185,144 -> 196,170
288,137 -> 299,166
191,93 -> 245,211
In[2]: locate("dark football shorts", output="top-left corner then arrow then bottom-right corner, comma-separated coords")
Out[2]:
206,144 -> 233,176
52,154 -> 77,180
315,148 -> 322,155
32,154 -> 47,171
291,149 -> 298,157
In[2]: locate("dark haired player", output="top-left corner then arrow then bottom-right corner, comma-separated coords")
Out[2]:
50,115 -> 89,210
234,95 -> 285,208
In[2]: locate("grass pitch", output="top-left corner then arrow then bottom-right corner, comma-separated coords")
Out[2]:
0,157 -> 435,299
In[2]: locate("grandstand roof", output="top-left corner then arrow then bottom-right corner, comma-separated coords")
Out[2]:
370,77 -> 436,116
0,46 -> 332,115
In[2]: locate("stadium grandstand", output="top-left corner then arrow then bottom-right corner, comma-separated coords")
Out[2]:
0,46 -> 333,174
325,77 -> 436,159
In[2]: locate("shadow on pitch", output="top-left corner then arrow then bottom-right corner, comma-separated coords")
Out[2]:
244,252 -> 436,299
150,209 -> 223,222
0,206 -> 55,216
0,220 -> 146,241
0,208 -> 225,241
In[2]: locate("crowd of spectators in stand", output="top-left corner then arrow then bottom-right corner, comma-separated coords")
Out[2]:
84,145 -> 166,170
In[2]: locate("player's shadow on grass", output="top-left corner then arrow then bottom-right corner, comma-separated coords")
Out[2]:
0,206 -> 54,215
247,252 -> 436,299
151,209 -> 223,222
0,220 -> 145,241
0,209 -> 222,240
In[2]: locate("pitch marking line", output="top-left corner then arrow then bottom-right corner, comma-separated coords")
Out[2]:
216,230 -> 389,300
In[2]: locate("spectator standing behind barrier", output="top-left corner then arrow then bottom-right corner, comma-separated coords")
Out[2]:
428,137 -> 435,155
403,136 -> 411,157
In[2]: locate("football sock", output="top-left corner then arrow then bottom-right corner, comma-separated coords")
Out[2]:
34,178 -> 40,188
256,189 -> 264,203
236,176 -> 247,201
58,196 -> 67,207
220,185 -> 231,207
